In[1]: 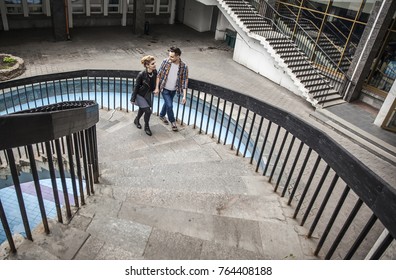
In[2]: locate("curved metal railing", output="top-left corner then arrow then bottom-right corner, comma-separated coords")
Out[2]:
0,98 -> 99,253
0,70 -> 394,259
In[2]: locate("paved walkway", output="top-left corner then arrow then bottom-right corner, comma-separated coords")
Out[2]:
0,24 -> 395,186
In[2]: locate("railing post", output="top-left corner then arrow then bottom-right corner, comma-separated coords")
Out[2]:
0,199 -> 16,253
6,149 -> 33,241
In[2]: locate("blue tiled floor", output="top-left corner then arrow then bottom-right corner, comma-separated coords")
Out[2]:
0,178 -> 83,244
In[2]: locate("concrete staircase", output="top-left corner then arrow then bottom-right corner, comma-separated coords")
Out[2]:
1,109 -> 317,260
218,0 -> 346,108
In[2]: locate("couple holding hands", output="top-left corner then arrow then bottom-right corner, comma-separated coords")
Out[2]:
130,47 -> 189,136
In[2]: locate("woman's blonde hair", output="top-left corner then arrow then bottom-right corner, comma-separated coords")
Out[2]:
141,55 -> 155,67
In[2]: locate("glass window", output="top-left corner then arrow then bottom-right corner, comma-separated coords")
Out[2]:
71,0 -> 85,14
145,0 -> 155,13
367,30 -> 396,93
5,0 -> 23,14
159,0 -> 169,13
91,0 -> 103,14
127,0 -> 133,13
27,0 -> 43,14
108,0 -> 120,13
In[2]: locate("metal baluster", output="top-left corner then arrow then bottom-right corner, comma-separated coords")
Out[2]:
6,149 -> 32,240
73,133 -> 85,206
119,77 -> 122,111
0,199 -> 16,253
368,231 -> 393,260
308,174 -> 339,238
243,112 -> 256,158
54,139 -> 72,220
231,106 -> 243,152
27,145 -> 50,234
199,92 -> 207,134
79,131 -> 91,196
187,89 -> 194,125
301,165 -> 331,226
85,129 -> 95,194
101,77 -> 104,110
275,135 -> 296,191
66,135 -> 79,208
344,214 -> 377,260
205,94 -> 214,135
193,91 -> 201,129
325,199 -> 364,259
52,80 -> 57,103
59,79 -> 64,102
293,155 -> 322,219
282,141 -> 304,197
211,97 -> 221,139
2,89 -> 9,114
269,130 -> 288,181
255,121 -> 273,172
44,142 -> 63,223
176,93 -> 181,122
288,147 -> 312,205
263,125 -> 281,176
113,77 -> 116,110
65,78 -> 70,101
180,90 -> 187,126
217,100 -> 227,144
16,86 -> 23,110
223,103 -> 235,145
250,116 -> 264,165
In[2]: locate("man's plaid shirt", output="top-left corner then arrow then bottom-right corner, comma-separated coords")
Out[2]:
157,58 -> 189,94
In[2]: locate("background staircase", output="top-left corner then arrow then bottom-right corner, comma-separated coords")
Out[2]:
219,0 -> 346,108
1,109 -> 316,260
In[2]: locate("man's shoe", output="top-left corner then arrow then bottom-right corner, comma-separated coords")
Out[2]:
159,116 -> 169,124
134,118 -> 142,129
171,122 -> 178,131
145,126 -> 152,136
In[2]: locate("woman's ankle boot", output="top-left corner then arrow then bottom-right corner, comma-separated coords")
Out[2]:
145,125 -> 152,136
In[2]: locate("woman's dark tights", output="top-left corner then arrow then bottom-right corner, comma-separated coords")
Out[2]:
136,107 -> 151,127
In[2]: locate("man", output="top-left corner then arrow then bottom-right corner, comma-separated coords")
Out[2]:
155,47 -> 189,131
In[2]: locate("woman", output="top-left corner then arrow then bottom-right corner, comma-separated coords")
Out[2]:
130,55 -> 158,136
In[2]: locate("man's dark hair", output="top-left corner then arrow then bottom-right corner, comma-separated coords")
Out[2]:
169,46 -> 182,56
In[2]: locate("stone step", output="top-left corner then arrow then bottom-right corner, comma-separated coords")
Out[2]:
68,186 -> 310,259
2,219 -> 89,260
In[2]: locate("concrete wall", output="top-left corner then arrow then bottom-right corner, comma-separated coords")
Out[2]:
215,11 -> 234,40
375,82 -> 396,127
183,0 -> 213,32
232,32 -> 300,97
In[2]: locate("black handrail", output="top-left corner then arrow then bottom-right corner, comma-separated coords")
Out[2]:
0,101 -> 99,150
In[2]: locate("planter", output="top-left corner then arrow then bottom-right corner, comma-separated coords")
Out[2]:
0,54 -> 25,81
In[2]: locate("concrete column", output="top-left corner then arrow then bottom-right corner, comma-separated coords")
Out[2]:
155,0 -> 160,15
43,0 -> 51,16
22,0 -> 28,17
169,0 -> 176,24
50,0 -> 68,41
0,0 -> 9,31
68,0 -> 73,28
374,80 -> 396,127
133,0 -> 145,35
343,0 -> 396,102
104,0 -> 109,16
86,0 -> 91,16
215,11 -> 232,40
121,0 -> 127,26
